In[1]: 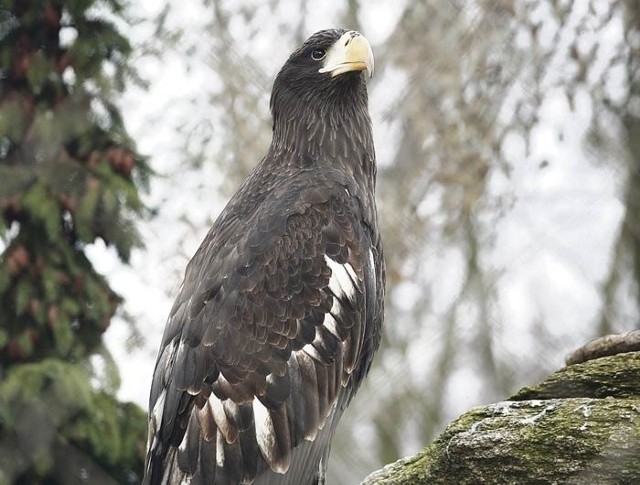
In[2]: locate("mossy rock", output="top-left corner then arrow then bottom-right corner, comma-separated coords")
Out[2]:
362,352 -> 640,484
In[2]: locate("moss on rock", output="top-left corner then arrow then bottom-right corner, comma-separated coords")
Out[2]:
362,351 -> 640,484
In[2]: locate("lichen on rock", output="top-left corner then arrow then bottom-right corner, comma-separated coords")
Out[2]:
362,345 -> 640,484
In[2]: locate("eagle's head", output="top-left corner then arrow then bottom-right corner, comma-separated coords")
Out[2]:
269,29 -> 375,158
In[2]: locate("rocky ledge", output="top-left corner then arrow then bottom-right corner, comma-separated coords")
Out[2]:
362,332 -> 640,484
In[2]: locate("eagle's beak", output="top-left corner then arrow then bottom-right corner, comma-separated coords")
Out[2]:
319,31 -> 374,78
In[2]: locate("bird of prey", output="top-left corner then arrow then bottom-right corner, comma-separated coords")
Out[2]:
144,28 -> 385,485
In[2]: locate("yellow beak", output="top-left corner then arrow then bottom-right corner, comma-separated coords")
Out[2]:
318,32 -> 374,78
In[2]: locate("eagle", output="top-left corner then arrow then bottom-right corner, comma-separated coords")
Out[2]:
143,28 -> 385,485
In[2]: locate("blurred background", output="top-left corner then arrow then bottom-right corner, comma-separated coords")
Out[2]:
1,0 -> 639,483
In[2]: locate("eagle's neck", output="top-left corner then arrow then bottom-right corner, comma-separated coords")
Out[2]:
268,81 -> 376,191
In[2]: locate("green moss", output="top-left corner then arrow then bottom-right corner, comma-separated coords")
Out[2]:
363,352 -> 640,484
512,353 -> 640,401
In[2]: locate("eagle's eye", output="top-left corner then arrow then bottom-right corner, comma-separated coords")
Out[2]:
311,48 -> 326,61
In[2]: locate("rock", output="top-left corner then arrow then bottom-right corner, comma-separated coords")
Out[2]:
362,350 -> 640,484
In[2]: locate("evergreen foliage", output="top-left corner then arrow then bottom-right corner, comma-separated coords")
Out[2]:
0,0 -> 149,482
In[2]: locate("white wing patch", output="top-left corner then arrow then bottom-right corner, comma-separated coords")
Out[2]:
322,312 -> 340,338
344,260 -> 358,282
299,256 -> 359,362
210,395 -> 236,443
324,256 -> 356,301
147,389 -> 166,455
151,389 -> 166,434
216,429 -> 225,467
253,397 -> 285,472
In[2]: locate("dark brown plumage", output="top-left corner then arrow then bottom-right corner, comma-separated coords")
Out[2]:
143,28 -> 384,485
